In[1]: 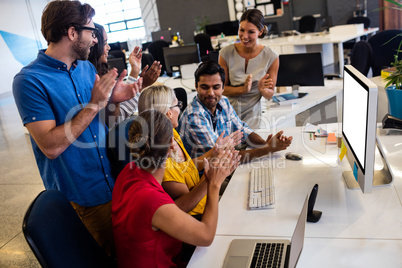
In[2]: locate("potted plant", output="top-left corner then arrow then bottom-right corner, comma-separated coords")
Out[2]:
382,0 -> 402,119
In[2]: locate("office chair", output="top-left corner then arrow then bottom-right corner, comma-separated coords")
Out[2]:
368,29 -> 402,76
107,116 -> 136,179
299,15 -> 316,33
194,33 -> 214,61
141,52 -> 155,70
22,189 -> 116,268
350,41 -> 373,77
344,16 -> 371,49
148,40 -> 170,75
108,57 -> 127,76
173,87 -> 187,115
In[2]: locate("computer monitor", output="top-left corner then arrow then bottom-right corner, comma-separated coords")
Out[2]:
151,29 -> 172,43
163,44 -> 201,76
341,65 -> 393,193
205,23 -> 224,37
276,52 -> 324,92
222,21 -> 239,36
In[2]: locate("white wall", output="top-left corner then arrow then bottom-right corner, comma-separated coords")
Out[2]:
0,0 -> 48,95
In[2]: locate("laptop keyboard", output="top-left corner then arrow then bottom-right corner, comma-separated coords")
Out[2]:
248,166 -> 275,209
250,242 -> 284,268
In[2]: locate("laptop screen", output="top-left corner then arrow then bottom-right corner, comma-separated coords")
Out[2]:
288,196 -> 308,268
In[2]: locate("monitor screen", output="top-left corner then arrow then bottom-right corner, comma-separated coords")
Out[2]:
163,44 -> 201,76
205,23 -> 224,36
276,52 -> 324,87
341,65 -> 381,193
151,30 -> 172,43
342,66 -> 369,172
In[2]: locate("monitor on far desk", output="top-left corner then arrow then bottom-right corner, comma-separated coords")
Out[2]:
163,44 -> 201,77
276,52 -> 324,94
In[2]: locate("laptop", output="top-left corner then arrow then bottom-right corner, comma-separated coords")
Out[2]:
222,195 -> 308,268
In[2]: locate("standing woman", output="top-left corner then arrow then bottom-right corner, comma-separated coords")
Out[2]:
219,9 -> 279,129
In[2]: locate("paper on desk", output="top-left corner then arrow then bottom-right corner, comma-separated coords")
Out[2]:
315,127 -> 328,137
303,123 -> 318,133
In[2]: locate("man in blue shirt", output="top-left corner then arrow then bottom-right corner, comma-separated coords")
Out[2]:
178,60 -> 292,163
12,0 -> 141,255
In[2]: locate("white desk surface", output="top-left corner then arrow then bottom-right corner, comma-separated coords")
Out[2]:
259,28 -> 379,47
188,124 -> 402,268
157,77 -> 343,129
188,235 -> 402,268
260,79 -> 343,129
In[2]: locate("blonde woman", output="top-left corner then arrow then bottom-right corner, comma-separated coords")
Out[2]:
138,85 -> 241,217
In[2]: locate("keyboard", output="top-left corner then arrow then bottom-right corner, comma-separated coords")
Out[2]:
250,242 -> 284,268
248,165 -> 275,210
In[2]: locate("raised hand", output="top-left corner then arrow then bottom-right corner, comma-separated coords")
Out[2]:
89,69 -> 119,110
258,73 -> 274,99
266,130 -> 293,152
204,149 -> 235,188
109,69 -> 143,104
140,61 -> 162,88
129,46 -> 142,78
243,74 -> 253,94
215,130 -> 243,151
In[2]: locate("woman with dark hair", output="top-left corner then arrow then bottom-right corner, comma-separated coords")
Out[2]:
88,23 -> 162,123
219,8 -> 279,129
112,109 -> 238,267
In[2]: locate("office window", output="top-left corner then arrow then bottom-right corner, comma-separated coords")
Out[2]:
83,0 -> 145,43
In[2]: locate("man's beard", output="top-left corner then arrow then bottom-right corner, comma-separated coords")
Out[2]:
72,35 -> 90,61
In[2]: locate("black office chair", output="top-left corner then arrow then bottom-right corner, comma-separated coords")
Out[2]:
299,15 -> 316,33
368,29 -> 402,76
344,16 -> 371,50
173,87 -> 187,115
194,33 -> 214,61
107,116 -> 136,179
22,189 -> 116,268
141,52 -> 155,70
148,40 -> 170,75
350,41 -> 373,77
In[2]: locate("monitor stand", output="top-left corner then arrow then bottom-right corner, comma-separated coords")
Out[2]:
342,137 -> 393,190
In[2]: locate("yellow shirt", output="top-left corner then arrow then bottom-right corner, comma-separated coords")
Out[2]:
164,129 -> 206,215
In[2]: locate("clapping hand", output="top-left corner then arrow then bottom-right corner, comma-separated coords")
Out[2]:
258,74 -> 274,99
266,130 -> 292,152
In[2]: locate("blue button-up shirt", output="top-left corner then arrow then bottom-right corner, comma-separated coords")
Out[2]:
178,95 -> 253,158
13,50 -> 114,206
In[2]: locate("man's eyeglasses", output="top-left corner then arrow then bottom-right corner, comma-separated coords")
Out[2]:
170,101 -> 183,110
79,26 -> 98,39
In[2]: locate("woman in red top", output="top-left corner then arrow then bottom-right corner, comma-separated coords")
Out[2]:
112,110 -> 240,267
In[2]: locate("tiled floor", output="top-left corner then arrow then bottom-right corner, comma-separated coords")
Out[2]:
0,92 -> 42,267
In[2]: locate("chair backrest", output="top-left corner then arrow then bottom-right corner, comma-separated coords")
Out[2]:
194,33 -> 214,57
148,40 -> 170,75
107,116 -> 136,178
350,41 -> 373,76
22,190 -> 116,268
347,16 -> 371,29
299,15 -> 316,33
173,87 -> 187,115
368,29 -> 402,76
108,57 -> 127,76
141,52 -> 155,70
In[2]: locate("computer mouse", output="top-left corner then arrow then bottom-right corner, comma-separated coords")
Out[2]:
285,152 -> 303,161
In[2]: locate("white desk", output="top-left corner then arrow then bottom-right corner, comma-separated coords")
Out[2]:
188,125 -> 402,268
261,79 -> 343,129
260,28 -> 379,75
157,77 -> 344,129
